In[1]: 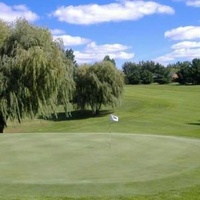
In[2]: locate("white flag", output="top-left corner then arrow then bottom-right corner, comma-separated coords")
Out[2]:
110,114 -> 119,122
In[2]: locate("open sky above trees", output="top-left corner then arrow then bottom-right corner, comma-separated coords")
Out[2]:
0,0 -> 200,67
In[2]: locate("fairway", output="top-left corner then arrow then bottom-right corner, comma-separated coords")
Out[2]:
1,133 -> 200,198
6,85 -> 200,138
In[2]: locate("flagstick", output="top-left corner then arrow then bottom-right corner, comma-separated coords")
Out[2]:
109,121 -> 112,149
109,114 -> 118,149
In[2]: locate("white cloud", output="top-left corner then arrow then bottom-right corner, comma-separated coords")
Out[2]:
50,29 -> 65,35
52,0 -> 174,25
186,0 -> 200,7
53,35 -> 90,46
155,48 -> 200,64
52,34 -> 134,64
154,54 -> 176,64
86,42 -> 129,53
158,25 -> 200,64
154,41 -> 200,65
171,41 -> 200,49
74,42 -> 134,64
165,26 -> 200,40
175,0 -> 200,7
0,2 -> 39,22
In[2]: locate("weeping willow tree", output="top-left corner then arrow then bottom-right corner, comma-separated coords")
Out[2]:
0,19 -> 74,133
74,61 -> 124,114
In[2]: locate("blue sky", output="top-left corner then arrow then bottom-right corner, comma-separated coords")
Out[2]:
0,0 -> 200,67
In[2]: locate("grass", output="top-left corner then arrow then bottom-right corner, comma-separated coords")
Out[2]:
2,84 -> 200,199
6,84 -> 200,137
1,133 -> 200,199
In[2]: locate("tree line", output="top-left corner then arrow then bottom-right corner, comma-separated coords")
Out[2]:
169,59 -> 200,85
67,46 -> 200,86
0,19 -> 124,133
122,61 -> 171,84
122,59 -> 200,85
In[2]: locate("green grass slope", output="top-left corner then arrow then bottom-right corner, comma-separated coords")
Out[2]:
6,84 -> 200,138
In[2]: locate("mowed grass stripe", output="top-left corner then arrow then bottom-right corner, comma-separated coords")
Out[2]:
118,85 -> 200,136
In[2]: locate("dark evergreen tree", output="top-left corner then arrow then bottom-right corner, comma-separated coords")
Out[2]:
65,49 -> 78,68
140,70 -> 153,84
176,61 -> 192,84
122,62 -> 140,84
191,58 -> 200,84
103,55 -> 116,67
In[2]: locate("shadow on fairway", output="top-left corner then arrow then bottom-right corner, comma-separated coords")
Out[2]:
187,120 -> 200,126
39,110 -> 113,121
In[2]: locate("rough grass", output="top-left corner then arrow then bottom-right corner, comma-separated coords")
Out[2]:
2,84 -> 200,199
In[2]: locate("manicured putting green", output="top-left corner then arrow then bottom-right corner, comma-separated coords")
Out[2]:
1,133 -> 200,197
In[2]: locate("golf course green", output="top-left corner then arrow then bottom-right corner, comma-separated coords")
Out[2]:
1,84 -> 200,199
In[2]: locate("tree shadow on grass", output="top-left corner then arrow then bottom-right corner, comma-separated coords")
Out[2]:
171,83 -> 195,86
187,120 -> 200,126
40,110 -> 113,121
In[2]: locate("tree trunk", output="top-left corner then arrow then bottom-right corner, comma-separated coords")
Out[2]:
0,125 -> 3,133
0,114 -> 6,133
